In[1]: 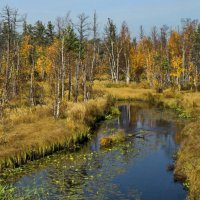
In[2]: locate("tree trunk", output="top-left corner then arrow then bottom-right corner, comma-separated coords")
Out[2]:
124,53 -> 130,84
53,63 -> 61,119
68,58 -> 72,101
116,52 -> 119,83
61,37 -> 65,100
30,66 -> 35,106
126,59 -> 130,84
182,43 -> 186,86
75,60 -> 79,102
5,34 -> 11,99
55,78 -> 60,119
83,64 -> 87,102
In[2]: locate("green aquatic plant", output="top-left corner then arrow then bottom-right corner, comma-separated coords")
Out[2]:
105,114 -> 113,120
175,107 -> 191,119
3,139 -> 139,200
183,181 -> 190,190
109,106 -> 121,116
105,106 -> 120,120
0,183 -> 20,200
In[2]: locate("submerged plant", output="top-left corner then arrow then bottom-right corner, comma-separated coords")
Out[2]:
0,183 -> 18,200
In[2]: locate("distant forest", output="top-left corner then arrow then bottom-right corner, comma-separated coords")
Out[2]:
0,6 -> 200,117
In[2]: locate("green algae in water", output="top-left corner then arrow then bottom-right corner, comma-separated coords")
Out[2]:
2,141 -> 139,199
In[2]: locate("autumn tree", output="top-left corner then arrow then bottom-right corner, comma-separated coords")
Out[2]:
191,24 -> 200,91
0,6 -> 21,101
104,18 -> 122,83
119,21 -> 131,84
178,19 -> 196,88
130,38 -> 145,82
0,5 -> 200,119
64,25 -> 79,101
75,13 -> 90,102
168,31 -> 182,90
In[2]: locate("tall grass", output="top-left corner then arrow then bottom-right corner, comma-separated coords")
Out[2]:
0,97 -> 111,171
174,122 -> 200,200
93,80 -> 154,101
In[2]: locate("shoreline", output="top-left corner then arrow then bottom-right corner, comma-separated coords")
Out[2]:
0,97 -> 114,171
1,81 -> 200,199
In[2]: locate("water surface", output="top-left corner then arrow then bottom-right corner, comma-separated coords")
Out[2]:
5,103 -> 187,200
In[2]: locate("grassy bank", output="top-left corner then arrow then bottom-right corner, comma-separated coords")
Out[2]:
174,122 -> 200,200
94,80 -> 200,118
0,97 -> 113,171
93,80 -> 154,101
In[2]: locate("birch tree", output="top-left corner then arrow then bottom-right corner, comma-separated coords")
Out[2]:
75,13 -> 90,102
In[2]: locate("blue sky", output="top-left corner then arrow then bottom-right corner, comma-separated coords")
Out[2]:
1,0 -> 200,37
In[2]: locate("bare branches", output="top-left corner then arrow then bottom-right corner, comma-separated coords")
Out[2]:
75,13 -> 90,41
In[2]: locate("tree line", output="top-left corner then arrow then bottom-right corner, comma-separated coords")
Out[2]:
0,6 -> 200,118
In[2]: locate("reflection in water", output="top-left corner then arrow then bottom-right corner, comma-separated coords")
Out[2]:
8,103 -> 186,200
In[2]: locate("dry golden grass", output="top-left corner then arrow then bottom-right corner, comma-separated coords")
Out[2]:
163,91 -> 200,119
93,80 -> 154,101
6,105 -> 52,127
0,98 -> 109,170
175,122 -> 200,200
105,87 -> 153,101
94,80 -> 200,117
100,130 -> 125,148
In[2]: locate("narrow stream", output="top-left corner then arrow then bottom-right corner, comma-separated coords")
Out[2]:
5,103 -> 187,200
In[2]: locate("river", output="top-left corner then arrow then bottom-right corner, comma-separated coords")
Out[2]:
5,103 -> 187,200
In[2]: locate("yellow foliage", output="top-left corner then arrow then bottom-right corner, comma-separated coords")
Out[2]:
168,31 -> 181,56
171,56 -> 183,77
130,46 -> 145,68
20,35 -> 34,72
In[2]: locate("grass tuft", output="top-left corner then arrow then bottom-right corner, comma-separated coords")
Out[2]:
100,130 -> 125,148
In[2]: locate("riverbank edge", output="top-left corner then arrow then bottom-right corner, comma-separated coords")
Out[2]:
0,96 -> 118,172
173,122 -> 200,200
